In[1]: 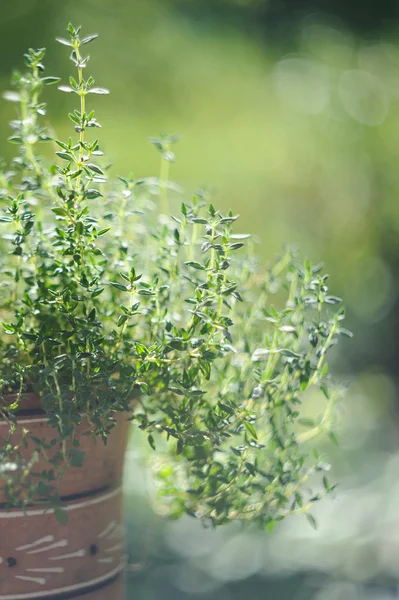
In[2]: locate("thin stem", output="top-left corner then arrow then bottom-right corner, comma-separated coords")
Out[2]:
308,322 -> 337,387
296,389 -> 339,444
159,151 -> 170,214
74,43 -> 86,195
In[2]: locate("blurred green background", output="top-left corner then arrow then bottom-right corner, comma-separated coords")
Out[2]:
2,1 -> 399,598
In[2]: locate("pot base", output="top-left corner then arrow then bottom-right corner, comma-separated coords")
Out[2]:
78,575 -> 125,600
0,488 -> 125,600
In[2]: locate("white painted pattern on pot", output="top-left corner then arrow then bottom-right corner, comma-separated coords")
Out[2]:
14,577 -> 45,586
0,417 -> 49,426
0,527 -> 124,598
48,549 -> 86,560
0,488 -> 124,599
97,557 -> 114,564
105,542 -> 124,553
0,561 -> 125,600
107,524 -> 124,540
27,540 -> 68,555
0,526 -> 123,590
0,413 -> 89,427
97,521 -> 117,539
15,536 -> 54,552
26,568 -> 65,574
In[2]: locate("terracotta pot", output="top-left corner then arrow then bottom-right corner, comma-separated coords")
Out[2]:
0,394 -> 130,600
0,394 -> 130,501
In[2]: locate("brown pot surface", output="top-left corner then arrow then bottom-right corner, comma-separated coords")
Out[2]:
1,392 -> 138,412
0,393 -> 42,412
0,487 -> 125,599
0,394 -> 131,502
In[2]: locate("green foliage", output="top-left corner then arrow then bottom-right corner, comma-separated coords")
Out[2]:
0,25 -> 351,528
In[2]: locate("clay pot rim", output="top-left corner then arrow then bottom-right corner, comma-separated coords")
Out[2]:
1,392 -> 42,414
1,389 -> 138,417
0,482 -> 121,509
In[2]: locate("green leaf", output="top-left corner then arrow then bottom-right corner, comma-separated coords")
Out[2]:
136,381 -> 149,394
135,342 -> 147,356
266,520 -> 276,533
85,189 -> 102,199
245,462 -> 256,475
81,34 -> 99,45
42,76 -> 61,85
91,288 -> 104,298
69,76 -> 78,89
87,163 -> 104,175
75,221 -> 84,235
320,385 -> 329,399
218,402 -> 235,415
306,514 -> 317,529
1,322 -> 15,335
251,348 -> 270,361
3,91 -> 21,103
56,37 -> 73,47
338,328 -> 353,338
244,421 -> 258,440
69,449 -> 86,467
280,349 -> 300,358
198,359 -> 211,380
111,282 -> 128,292
88,88 -> 110,95
22,333 -> 37,341
55,139 -> 69,150
220,215 -> 239,224
52,208 -> 69,217
298,418 -> 315,427
184,261 -> 205,271
201,242 -> 212,253
325,296 -> 342,305
54,507 -> 69,524
58,85 -> 75,93
328,432 -> 339,447
8,136 -> 22,144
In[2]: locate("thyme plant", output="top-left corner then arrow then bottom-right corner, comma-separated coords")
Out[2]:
0,25 -> 351,529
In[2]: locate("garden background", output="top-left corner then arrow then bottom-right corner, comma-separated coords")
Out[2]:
1,1 -> 399,598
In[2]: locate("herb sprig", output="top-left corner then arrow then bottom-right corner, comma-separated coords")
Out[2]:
0,25 -> 351,529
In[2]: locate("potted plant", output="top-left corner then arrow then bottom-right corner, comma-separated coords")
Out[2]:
0,24 -> 350,600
